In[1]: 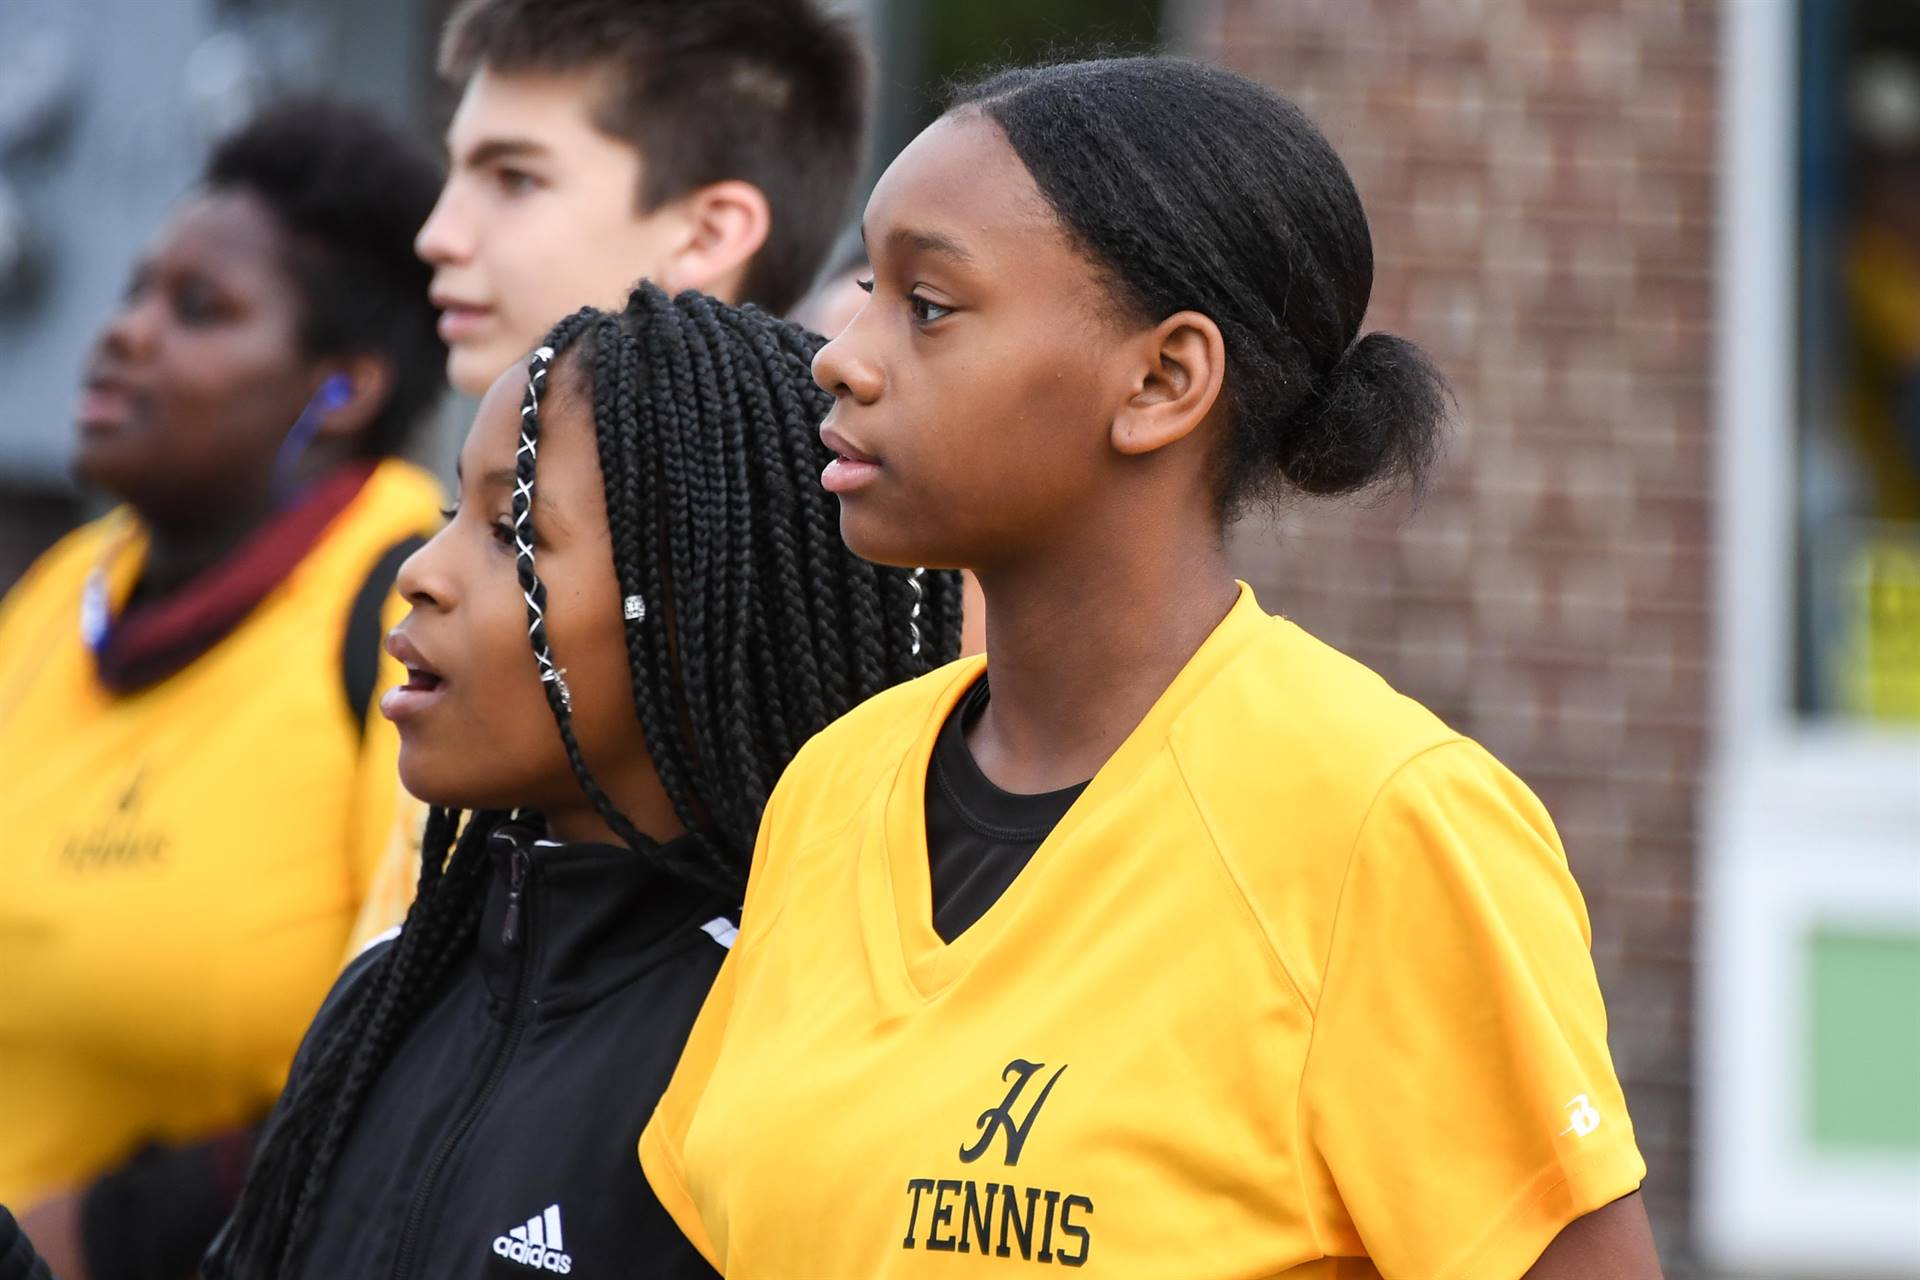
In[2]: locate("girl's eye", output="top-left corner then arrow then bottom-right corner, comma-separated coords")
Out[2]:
496,168 -> 538,196
907,291 -> 953,324
173,278 -> 227,325
489,518 -> 518,550
437,504 -> 459,522
855,277 -> 874,294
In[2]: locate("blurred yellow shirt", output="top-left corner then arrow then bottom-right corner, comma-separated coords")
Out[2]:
642,583 -> 1644,1280
342,792 -> 427,957
0,459 -> 438,1207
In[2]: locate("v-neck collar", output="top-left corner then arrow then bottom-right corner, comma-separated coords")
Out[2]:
863,582 -> 1268,1003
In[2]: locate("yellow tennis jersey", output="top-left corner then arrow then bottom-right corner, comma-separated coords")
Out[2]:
642,583 -> 1645,1279
341,780 -> 429,957
0,459 -> 439,1207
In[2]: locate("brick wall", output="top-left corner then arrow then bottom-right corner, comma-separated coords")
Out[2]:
1187,0 -> 1718,1266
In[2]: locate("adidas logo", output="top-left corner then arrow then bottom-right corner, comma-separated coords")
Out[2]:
492,1203 -> 574,1273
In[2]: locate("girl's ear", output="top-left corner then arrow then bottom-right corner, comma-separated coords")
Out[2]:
1109,310 -> 1227,457
310,353 -> 396,444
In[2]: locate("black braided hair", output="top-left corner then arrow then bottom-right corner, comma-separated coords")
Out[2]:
205,286 -> 961,1279
205,807 -> 499,1276
523,285 -> 961,885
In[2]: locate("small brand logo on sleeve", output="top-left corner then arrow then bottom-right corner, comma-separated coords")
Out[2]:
492,1203 -> 572,1273
1560,1094 -> 1602,1138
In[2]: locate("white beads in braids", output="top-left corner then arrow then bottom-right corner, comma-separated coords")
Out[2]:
516,345 -> 571,712
908,566 -> 925,658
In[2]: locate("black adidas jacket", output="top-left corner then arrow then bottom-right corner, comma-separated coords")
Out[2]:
228,825 -> 729,1278
0,1207 -> 54,1280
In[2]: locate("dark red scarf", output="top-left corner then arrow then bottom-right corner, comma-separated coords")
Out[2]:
94,462 -> 378,692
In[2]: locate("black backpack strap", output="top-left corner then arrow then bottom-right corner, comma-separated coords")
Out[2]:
341,535 -> 425,734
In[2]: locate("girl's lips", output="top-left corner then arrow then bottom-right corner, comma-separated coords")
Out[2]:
819,424 -> 881,494
821,456 -> 881,494
380,670 -> 448,723
75,380 -> 145,433
436,304 -> 493,344
382,631 -> 449,723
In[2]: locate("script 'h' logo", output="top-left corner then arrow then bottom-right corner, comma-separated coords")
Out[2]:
958,1058 -> 1067,1167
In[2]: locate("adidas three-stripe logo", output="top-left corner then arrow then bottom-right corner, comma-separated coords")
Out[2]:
492,1203 -> 573,1273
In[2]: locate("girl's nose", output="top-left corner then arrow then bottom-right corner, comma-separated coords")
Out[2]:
812,325 -> 884,405
396,524 -> 456,610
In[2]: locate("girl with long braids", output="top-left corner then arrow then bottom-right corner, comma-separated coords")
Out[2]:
643,58 -> 1664,1278
203,283 -> 961,1279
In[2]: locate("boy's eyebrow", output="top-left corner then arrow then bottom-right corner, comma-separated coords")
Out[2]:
453,136 -> 551,168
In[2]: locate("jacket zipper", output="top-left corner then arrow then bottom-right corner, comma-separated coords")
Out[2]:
389,837 -> 535,1280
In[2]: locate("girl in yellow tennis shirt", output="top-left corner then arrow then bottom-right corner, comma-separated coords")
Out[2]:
0,99 -> 445,1279
642,58 -> 1663,1279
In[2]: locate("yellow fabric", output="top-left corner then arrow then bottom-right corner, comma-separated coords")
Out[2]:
342,777 -> 428,957
1846,226 -> 1920,520
0,459 -> 440,1208
642,583 -> 1644,1279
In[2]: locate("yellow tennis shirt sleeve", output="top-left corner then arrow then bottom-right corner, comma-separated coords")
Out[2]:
1297,740 -> 1645,1280
642,757 -> 799,1271
640,944 -> 733,1270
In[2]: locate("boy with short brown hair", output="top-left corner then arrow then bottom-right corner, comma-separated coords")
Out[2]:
419,0 -> 870,395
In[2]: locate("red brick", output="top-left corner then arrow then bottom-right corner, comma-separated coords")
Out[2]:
1201,0 -> 1715,1263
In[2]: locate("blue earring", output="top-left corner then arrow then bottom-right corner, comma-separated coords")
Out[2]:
314,374 -> 353,412
269,374 -> 355,500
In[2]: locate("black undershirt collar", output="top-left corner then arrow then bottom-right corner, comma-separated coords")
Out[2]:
923,679 -> 1089,943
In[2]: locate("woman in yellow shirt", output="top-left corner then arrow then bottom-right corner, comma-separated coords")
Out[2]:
0,98 -> 445,1278
643,58 -> 1664,1278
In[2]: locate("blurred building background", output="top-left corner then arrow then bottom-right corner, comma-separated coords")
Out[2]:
1195,4 -> 1919,1274
1206,0 -> 1719,1263
0,0 -> 1913,1274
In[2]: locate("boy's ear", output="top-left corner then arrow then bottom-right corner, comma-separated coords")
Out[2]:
657,179 -> 772,305
1109,310 -> 1226,458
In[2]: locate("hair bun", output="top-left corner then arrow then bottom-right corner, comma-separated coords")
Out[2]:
956,59 -> 1452,514
1269,331 -> 1451,498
